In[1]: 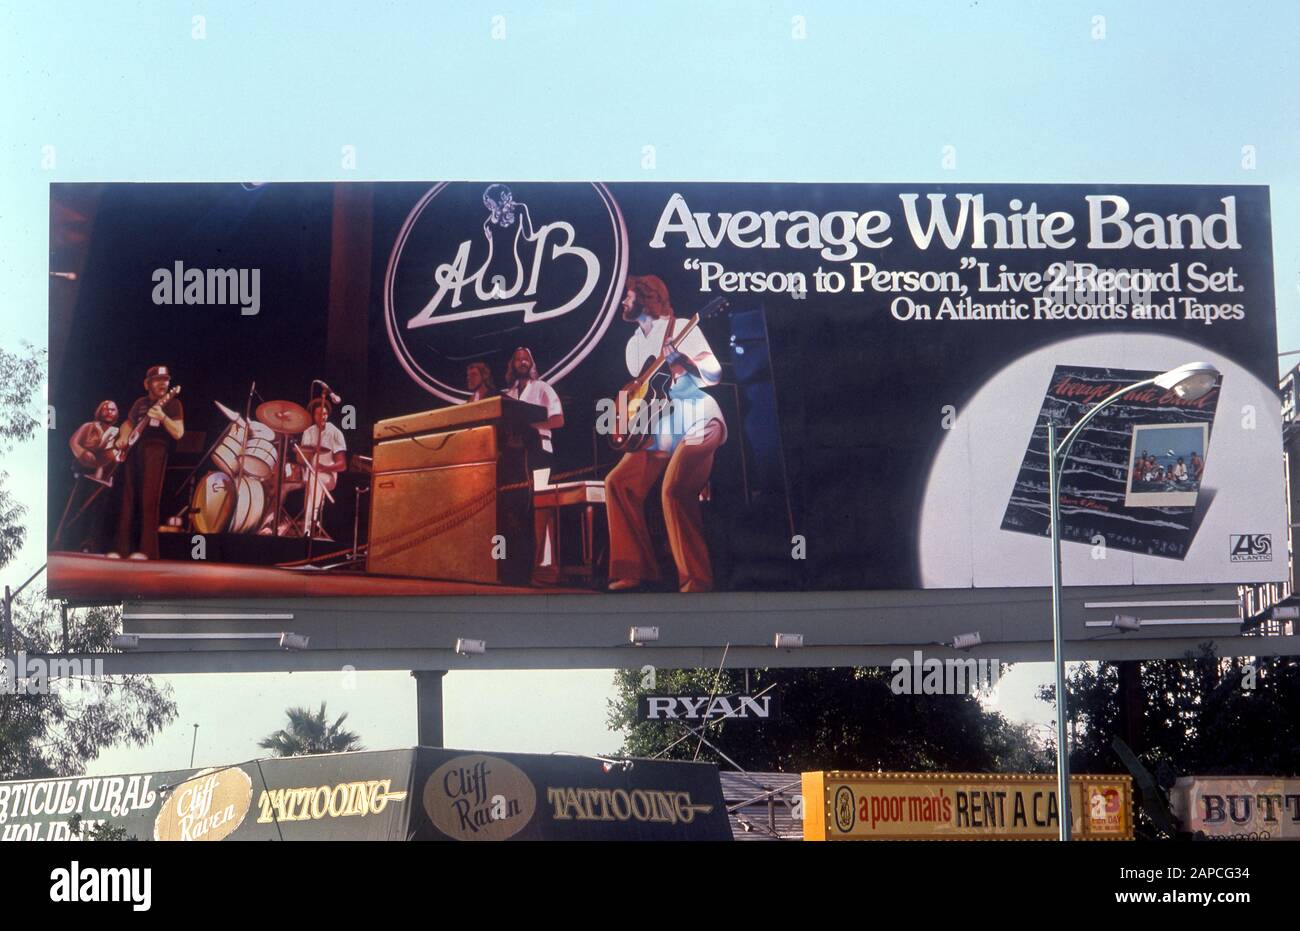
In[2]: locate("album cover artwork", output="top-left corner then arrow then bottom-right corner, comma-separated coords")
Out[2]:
999,364 -> 1221,560
1123,422 -> 1209,508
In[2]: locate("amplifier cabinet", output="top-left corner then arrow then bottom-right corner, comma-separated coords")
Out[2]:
367,421 -> 533,585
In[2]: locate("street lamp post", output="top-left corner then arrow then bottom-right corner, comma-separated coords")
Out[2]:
1045,361 -> 1219,841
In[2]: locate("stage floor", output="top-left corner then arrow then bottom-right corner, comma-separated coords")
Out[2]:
48,552 -> 589,601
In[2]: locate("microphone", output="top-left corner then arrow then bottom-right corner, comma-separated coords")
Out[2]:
313,380 -> 342,404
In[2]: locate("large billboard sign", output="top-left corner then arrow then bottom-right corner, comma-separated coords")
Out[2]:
47,182 -> 1285,601
801,771 -> 1134,841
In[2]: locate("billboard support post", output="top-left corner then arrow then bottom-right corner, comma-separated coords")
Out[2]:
412,669 -> 447,747
2,564 -> 47,658
2,585 -> 11,658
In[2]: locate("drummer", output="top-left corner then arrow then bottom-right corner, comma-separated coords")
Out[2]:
299,397 -> 347,536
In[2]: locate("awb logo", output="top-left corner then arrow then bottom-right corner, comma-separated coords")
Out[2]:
1229,534 -> 1272,562
384,182 -> 628,402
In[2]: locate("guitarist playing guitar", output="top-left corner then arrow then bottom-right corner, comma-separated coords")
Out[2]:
114,365 -> 184,560
605,275 -> 728,593
52,399 -> 121,552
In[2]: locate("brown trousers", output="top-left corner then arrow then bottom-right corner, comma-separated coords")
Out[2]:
115,442 -> 168,559
605,418 -> 724,592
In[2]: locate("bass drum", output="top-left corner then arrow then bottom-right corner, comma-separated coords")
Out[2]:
228,477 -> 267,534
191,471 -> 234,534
213,418 -> 278,481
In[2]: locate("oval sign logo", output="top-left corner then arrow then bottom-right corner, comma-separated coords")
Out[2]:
833,785 -> 856,833
153,767 -> 253,841
423,754 -> 537,841
385,181 -> 628,402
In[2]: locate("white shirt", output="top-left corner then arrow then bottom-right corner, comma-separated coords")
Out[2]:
625,317 -> 726,453
301,422 -> 347,457
506,378 -> 562,453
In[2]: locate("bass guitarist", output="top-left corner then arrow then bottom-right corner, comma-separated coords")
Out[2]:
605,275 -> 727,593
114,365 -> 184,560
53,399 -> 120,552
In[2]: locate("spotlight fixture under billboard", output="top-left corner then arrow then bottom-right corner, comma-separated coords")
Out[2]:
110,634 -> 139,651
629,626 -> 659,645
774,633 -> 804,649
455,638 -> 486,656
1112,614 -> 1142,632
951,632 -> 982,650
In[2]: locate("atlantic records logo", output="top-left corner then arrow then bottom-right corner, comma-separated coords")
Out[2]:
153,767 -> 253,841
833,785 -> 856,833
1229,533 -> 1272,562
423,754 -> 537,841
385,182 -> 629,402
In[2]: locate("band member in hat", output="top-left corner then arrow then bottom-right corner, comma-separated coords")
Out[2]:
114,365 -> 183,560
605,274 -> 726,593
55,399 -> 120,552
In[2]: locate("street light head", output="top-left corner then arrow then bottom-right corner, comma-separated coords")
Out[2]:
1152,362 -> 1219,401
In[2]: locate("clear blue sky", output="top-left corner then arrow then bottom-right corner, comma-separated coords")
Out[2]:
2,1 -> 1296,774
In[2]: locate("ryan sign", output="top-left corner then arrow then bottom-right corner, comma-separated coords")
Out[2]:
802,771 -> 1133,841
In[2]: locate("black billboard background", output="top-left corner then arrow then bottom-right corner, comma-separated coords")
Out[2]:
49,182 -> 1279,591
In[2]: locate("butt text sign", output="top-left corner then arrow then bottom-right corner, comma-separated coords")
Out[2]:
1171,775 -> 1300,840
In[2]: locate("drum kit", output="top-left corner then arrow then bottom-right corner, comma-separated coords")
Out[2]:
189,398 -> 321,537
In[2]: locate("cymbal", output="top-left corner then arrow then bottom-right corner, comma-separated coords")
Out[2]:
214,400 -> 242,422
256,399 -> 311,434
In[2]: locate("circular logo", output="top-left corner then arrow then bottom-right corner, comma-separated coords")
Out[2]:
833,785 -> 856,833
153,767 -> 253,841
385,182 -> 628,403
423,754 -> 538,841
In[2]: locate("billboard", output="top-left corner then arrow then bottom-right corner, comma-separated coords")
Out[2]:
47,182 -> 1285,601
1170,776 -> 1300,840
0,748 -> 731,842
801,771 -> 1133,841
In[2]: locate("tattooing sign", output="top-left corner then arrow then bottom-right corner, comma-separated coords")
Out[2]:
0,748 -> 731,842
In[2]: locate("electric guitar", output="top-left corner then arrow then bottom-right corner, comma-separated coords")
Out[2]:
608,297 -> 729,452
76,425 -> 120,485
90,385 -> 182,486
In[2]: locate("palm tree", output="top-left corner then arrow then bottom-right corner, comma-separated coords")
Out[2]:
258,702 -> 363,757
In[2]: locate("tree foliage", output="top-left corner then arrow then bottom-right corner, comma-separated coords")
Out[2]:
258,702 -> 363,757
0,341 -> 177,780
0,595 -> 178,780
1038,648 -> 1300,837
0,343 -> 44,565
0,343 -> 43,449
608,666 -> 1046,774
1041,647 -> 1300,777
